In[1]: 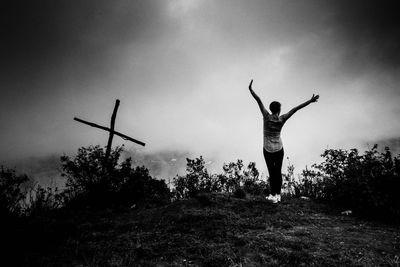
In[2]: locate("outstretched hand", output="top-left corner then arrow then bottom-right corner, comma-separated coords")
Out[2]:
310,94 -> 319,103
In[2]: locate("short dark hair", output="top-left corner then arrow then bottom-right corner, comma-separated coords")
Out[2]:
269,101 -> 281,114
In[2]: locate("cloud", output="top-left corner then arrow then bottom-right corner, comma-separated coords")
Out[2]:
1,0 -> 400,177
326,0 -> 400,72
1,1 -> 166,64
0,0 -> 176,105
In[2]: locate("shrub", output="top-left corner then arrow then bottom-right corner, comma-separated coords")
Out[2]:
26,186 -> 65,216
222,160 -> 268,196
294,145 -> 400,220
60,145 -> 120,198
173,156 -> 218,199
242,162 -> 269,195
0,166 -> 29,217
172,157 -> 267,199
281,159 -> 296,195
117,165 -> 171,206
222,159 -> 245,193
61,145 -> 170,208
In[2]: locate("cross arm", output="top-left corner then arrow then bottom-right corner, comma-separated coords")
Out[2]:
74,117 -> 146,146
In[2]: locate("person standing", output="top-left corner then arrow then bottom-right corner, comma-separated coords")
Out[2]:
248,79 -> 319,203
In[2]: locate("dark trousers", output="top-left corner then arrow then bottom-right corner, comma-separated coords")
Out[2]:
263,148 -> 284,195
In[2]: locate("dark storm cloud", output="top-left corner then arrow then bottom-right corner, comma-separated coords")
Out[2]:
0,0 -> 168,85
178,0 -> 400,75
326,0 -> 400,72
2,0 -> 398,91
1,1 -> 162,61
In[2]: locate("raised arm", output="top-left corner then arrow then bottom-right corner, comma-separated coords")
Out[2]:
283,94 -> 319,121
248,79 -> 269,115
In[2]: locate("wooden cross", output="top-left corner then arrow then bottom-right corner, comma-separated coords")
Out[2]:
74,99 -> 145,170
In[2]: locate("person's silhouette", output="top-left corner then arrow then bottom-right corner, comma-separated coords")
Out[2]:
248,79 -> 319,203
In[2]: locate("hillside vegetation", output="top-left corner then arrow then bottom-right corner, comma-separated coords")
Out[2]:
7,193 -> 400,266
2,144 -> 400,266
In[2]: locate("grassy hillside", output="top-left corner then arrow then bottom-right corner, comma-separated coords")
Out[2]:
12,194 -> 400,266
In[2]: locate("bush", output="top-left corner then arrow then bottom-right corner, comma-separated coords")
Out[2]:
26,186 -> 65,216
172,157 -> 268,199
60,145 -> 120,199
294,145 -> 400,220
173,156 -> 218,199
117,165 -> 171,206
61,145 -> 171,208
0,166 -> 67,218
0,166 -> 29,218
242,162 -> 269,195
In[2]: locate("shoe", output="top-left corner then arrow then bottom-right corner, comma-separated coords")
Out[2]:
265,194 -> 274,200
266,194 -> 278,203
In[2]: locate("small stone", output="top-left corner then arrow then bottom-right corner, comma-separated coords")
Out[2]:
341,210 -> 352,215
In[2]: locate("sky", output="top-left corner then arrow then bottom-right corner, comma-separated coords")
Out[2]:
1,0 -> 400,180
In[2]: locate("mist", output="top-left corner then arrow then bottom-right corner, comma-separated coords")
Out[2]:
1,0 -> 399,181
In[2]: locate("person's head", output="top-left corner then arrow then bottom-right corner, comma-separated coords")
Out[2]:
269,101 -> 281,114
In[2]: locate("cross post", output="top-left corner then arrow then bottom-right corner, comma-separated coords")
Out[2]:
74,99 -> 145,172
104,99 -> 120,169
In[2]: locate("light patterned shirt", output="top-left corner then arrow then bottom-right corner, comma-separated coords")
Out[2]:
263,113 -> 289,152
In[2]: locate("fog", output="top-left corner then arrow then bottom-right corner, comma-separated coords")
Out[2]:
1,0 -> 399,180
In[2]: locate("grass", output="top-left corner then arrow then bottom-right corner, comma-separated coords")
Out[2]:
8,194 -> 400,266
